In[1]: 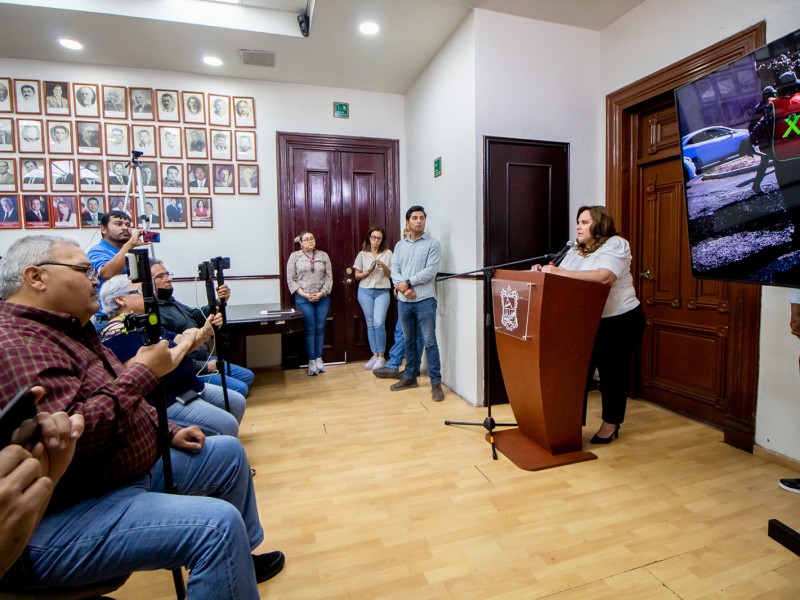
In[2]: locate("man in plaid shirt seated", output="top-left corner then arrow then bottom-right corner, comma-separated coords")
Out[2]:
0,235 -> 284,598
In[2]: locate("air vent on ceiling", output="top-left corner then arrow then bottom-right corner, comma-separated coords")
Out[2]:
240,49 -> 276,67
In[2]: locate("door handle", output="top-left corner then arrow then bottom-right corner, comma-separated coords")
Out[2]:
640,269 -> 653,280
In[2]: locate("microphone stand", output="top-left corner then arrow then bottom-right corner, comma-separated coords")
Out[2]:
439,252 -> 557,460
124,248 -> 186,600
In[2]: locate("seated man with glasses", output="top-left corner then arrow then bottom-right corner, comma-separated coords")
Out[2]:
98,274 -> 245,435
151,259 -> 255,397
0,235 -> 285,596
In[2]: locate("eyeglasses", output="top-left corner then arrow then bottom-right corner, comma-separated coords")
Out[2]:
301,236 -> 315,242
35,262 -> 98,281
121,289 -> 141,296
153,271 -> 174,280
370,236 -> 383,241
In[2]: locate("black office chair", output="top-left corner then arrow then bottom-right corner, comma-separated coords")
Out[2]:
0,573 -> 131,600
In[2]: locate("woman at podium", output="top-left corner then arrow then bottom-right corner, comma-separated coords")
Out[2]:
535,205 -> 644,444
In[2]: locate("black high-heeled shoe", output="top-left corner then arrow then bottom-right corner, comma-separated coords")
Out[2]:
590,424 -> 620,444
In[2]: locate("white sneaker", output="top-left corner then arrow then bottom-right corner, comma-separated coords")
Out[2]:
371,357 -> 386,371
307,361 -> 318,376
364,356 -> 378,370
315,357 -> 326,373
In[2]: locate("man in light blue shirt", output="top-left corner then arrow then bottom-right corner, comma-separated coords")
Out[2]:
389,205 -> 444,401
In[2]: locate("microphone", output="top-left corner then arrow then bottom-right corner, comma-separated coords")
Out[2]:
549,241 -> 576,267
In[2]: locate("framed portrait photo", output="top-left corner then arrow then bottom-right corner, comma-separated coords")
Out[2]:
212,163 -> 235,195
17,119 -> 44,154
52,195 -> 79,229
107,159 -> 131,193
108,195 -> 132,216
78,159 -> 104,192
73,83 -> 100,118
156,90 -> 180,122
210,129 -> 231,161
234,130 -> 256,161
44,81 -> 71,116
185,128 -> 207,159
164,196 -> 187,228
49,158 -> 76,192
104,123 -> 129,156
132,125 -> 157,157
0,78 -> 13,113
182,92 -> 205,124
187,163 -> 210,193
208,94 -> 230,127
0,195 -> 21,228
79,194 -> 106,228
15,80 -> 41,114
232,97 -> 255,128
20,157 -> 47,192
137,160 -> 159,193
102,85 -> 127,119
0,157 -> 17,192
158,126 -> 183,159
129,88 -> 154,120
76,121 -> 102,155
161,162 -> 184,194
190,197 -> 213,228
46,121 -> 73,154
238,164 -> 259,195
0,118 -> 14,152
23,194 -> 51,228
137,196 -> 161,229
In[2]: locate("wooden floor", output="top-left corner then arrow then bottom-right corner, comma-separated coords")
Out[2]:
114,365 -> 800,599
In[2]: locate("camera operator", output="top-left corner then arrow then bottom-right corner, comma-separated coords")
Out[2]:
151,259 -> 255,397
87,210 -> 146,329
98,275 -> 244,435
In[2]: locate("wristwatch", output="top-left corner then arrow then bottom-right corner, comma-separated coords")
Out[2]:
405,279 -> 413,288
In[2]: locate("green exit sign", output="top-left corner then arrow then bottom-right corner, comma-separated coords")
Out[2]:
434,156 -> 442,178
333,102 -> 349,118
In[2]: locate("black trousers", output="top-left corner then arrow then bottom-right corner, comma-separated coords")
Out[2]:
585,304 -> 645,425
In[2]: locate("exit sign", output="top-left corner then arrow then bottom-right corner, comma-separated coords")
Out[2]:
333,102 -> 349,118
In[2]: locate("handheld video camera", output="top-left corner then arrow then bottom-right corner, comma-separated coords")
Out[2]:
124,248 -> 161,345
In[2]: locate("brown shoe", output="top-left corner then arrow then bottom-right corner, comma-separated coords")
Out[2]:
431,383 -> 445,402
390,377 -> 419,391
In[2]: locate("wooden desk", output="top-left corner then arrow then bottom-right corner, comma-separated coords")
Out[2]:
224,304 -> 304,370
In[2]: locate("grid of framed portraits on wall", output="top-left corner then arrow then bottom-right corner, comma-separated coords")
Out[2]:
0,77 -> 258,231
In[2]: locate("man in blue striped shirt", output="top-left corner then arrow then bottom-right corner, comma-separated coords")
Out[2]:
389,205 -> 445,401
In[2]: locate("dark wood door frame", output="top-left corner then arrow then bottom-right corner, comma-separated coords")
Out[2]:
605,23 -> 765,451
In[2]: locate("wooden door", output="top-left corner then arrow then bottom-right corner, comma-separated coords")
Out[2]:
277,133 -> 400,364
483,136 -> 570,406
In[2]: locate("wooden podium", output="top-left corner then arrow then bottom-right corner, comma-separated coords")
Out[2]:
489,269 -> 610,471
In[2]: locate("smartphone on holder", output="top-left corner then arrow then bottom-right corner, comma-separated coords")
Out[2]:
143,231 -> 160,243
0,387 -> 41,451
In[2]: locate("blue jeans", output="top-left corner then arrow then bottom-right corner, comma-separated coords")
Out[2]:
399,297 -> 441,385
386,319 -> 424,371
196,383 -> 246,424
18,436 -> 265,599
200,358 -> 255,397
167,393 -> 240,437
357,287 -> 390,353
295,294 -> 330,361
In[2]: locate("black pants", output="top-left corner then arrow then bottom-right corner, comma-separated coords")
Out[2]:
585,304 -> 645,425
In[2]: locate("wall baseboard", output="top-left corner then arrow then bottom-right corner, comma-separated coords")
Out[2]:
754,445 -> 800,473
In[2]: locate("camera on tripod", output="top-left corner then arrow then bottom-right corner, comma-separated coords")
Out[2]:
197,256 -> 230,281
123,248 -> 160,345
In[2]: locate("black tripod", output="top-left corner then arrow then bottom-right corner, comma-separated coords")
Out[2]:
124,248 -> 186,600
440,246 -> 572,459
197,256 -> 232,413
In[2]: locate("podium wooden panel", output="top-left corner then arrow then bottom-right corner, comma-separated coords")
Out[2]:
489,270 -> 609,471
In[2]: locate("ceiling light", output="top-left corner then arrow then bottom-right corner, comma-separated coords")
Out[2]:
359,22 -> 379,35
203,56 -> 223,67
58,38 -> 83,50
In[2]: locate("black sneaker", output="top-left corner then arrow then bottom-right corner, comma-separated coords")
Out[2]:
779,478 -> 800,494
373,366 -> 401,379
253,550 -> 285,583
390,377 -> 419,391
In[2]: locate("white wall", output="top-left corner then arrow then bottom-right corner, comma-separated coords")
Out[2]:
0,58 -> 405,366
601,0 -> 800,460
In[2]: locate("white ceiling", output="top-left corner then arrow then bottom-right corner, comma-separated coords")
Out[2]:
0,0 -> 646,94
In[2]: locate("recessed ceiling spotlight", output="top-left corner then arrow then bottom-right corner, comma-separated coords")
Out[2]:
359,22 -> 379,35
203,56 -> 223,66
58,38 -> 83,50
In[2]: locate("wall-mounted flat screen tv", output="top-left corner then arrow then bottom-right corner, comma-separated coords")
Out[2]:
674,27 -> 800,288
